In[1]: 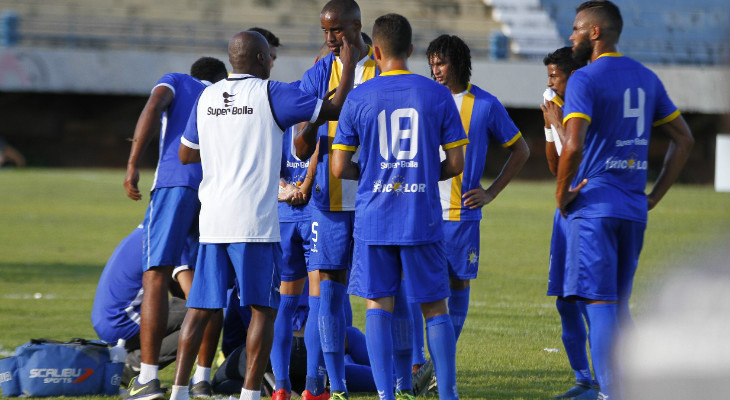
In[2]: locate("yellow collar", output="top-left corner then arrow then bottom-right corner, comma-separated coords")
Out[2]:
596,52 -> 623,59
380,70 -> 412,76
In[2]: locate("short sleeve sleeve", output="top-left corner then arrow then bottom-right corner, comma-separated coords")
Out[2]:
487,99 -> 521,147
181,95 -> 201,149
332,97 -> 360,151
268,81 -> 323,131
154,73 -> 178,97
651,76 -> 680,127
440,93 -> 468,149
563,70 -> 593,125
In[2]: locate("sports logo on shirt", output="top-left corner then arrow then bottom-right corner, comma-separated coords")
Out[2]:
206,91 -> 254,116
372,176 -> 426,194
223,92 -> 236,107
604,152 -> 647,171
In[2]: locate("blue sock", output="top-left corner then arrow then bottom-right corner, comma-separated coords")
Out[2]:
344,294 -> 353,327
410,302 -> 426,367
304,296 -> 326,396
556,299 -> 592,385
365,309 -> 395,400
271,294 -> 298,392
426,314 -> 458,400
448,287 -> 470,341
585,303 -> 618,398
319,280 -> 347,393
392,288 -> 413,391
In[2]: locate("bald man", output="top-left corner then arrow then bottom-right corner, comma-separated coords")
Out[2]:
167,31 -> 359,400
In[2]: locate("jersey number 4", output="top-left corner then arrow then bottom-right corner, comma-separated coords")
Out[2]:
623,88 -> 645,137
378,108 -> 419,160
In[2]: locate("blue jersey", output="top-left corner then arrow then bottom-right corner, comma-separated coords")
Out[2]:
279,125 -> 312,222
333,71 -> 468,245
299,49 -> 379,212
91,226 -> 145,343
151,73 -> 206,191
563,53 -> 679,222
439,83 -> 522,221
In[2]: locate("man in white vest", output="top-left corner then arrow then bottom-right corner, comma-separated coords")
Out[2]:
169,31 -> 359,400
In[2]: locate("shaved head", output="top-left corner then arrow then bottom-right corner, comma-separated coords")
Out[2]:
321,0 -> 361,22
576,1 -> 623,43
228,31 -> 272,78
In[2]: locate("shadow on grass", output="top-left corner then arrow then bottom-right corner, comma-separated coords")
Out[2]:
0,262 -> 104,285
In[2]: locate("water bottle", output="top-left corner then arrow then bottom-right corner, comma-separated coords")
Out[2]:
104,339 -> 127,395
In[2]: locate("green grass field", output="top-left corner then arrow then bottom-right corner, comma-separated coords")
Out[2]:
1,168 -> 729,399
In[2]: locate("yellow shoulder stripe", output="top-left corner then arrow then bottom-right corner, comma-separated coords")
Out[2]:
332,144 -> 357,152
501,131 -> 522,148
563,112 -> 591,125
443,138 -> 469,150
652,109 -> 681,127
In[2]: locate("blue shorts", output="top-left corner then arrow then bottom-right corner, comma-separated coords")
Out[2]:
442,220 -> 481,280
142,187 -> 200,271
564,217 -> 646,301
547,209 -> 567,296
187,243 -> 281,310
349,241 -> 449,304
279,220 -> 312,281
308,208 -> 354,271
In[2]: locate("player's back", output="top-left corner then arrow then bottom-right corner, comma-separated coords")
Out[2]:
337,71 -> 466,245
152,73 -> 206,190
91,226 -> 145,343
563,54 -> 677,222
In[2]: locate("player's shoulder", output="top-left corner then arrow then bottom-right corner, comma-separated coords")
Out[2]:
468,83 -> 500,103
304,53 -> 335,77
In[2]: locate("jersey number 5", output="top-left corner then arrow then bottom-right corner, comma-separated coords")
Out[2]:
378,108 -> 419,160
623,88 -> 645,137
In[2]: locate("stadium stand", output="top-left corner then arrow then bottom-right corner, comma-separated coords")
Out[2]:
483,0 -> 565,58
0,0 -> 503,56
541,0 -> 730,65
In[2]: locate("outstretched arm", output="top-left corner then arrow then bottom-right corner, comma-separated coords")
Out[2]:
647,115 -> 694,210
463,136 -> 529,209
124,86 -> 174,200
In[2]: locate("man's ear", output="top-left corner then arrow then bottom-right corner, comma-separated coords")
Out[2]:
373,44 -> 383,61
590,24 -> 601,41
407,43 -> 414,58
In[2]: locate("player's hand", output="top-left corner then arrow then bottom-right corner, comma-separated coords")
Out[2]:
541,101 -> 563,129
278,182 -> 299,203
338,36 -> 360,69
124,166 -> 142,201
462,187 -> 495,209
647,193 -> 658,210
557,178 -> 588,217
288,189 -> 310,206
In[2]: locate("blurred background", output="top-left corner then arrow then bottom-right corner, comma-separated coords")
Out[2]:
0,0 -> 728,183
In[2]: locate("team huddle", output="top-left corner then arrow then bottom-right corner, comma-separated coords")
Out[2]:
91,1 -> 694,400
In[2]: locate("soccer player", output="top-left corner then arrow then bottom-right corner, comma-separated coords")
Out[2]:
122,56 -> 228,400
332,13 -> 466,400
269,121 -> 317,400
293,2 -> 376,399
171,30 -> 358,400
91,225 -> 197,387
428,33 -> 529,341
540,47 -> 598,400
558,2 -> 694,398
